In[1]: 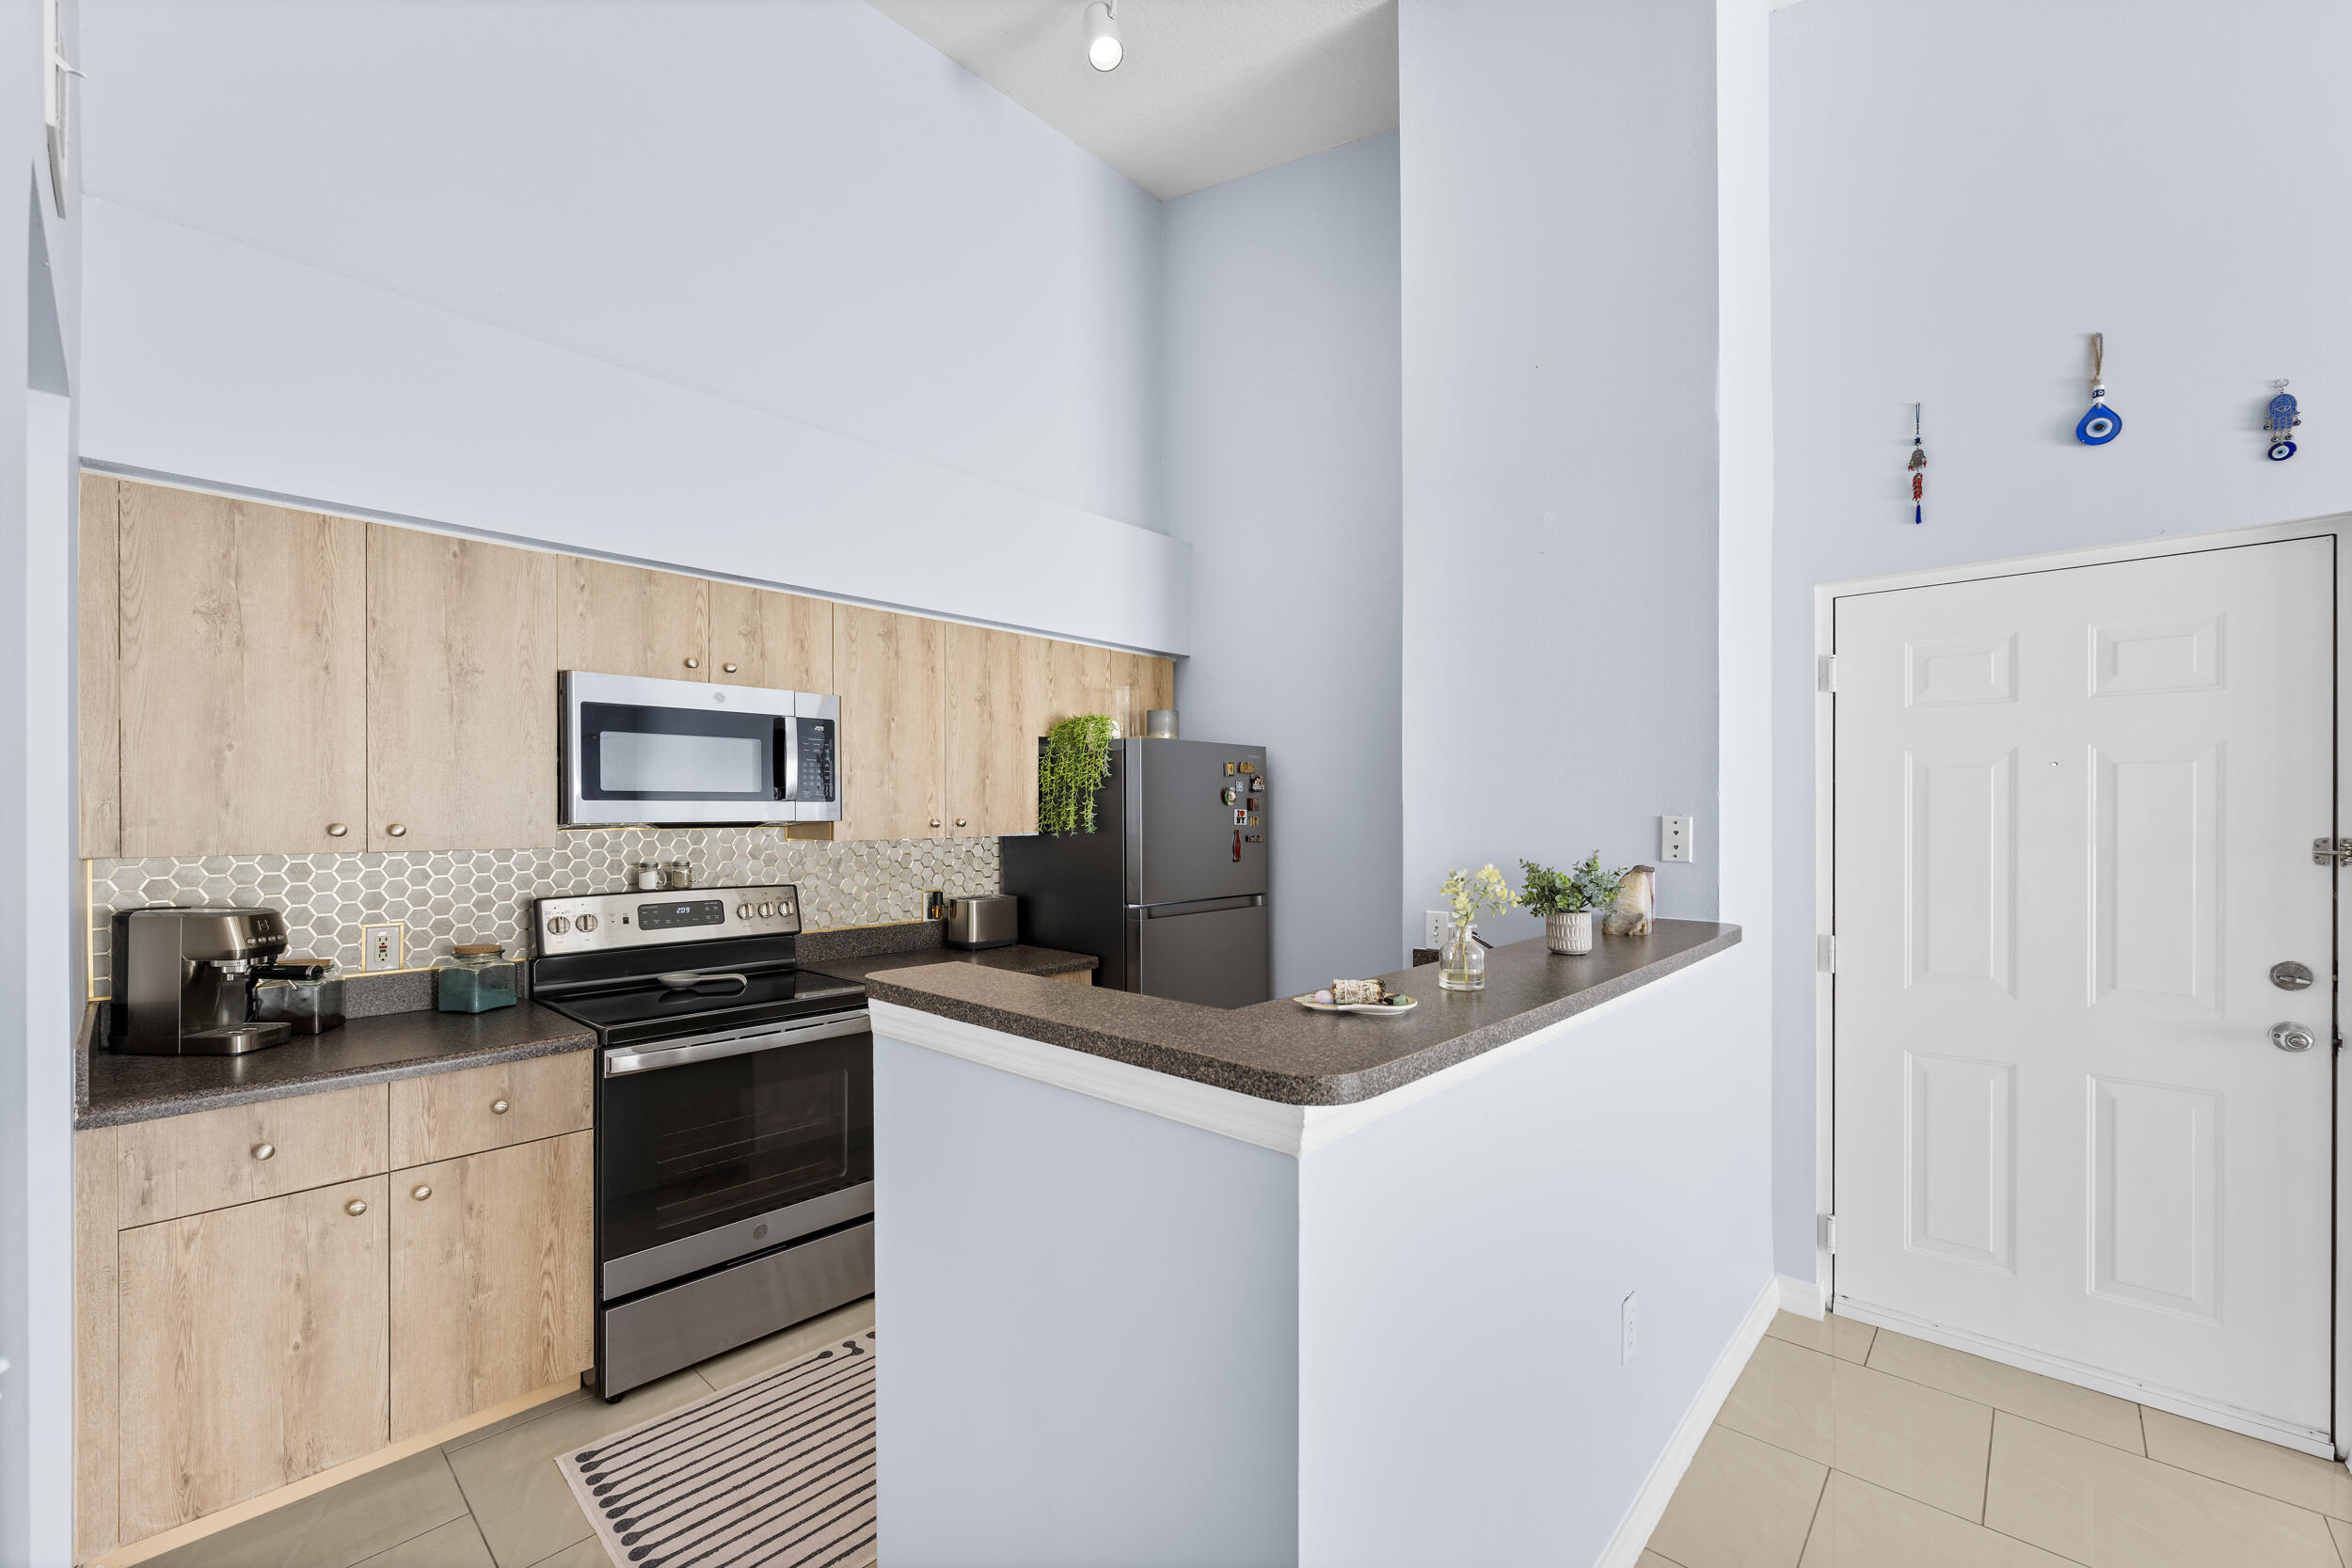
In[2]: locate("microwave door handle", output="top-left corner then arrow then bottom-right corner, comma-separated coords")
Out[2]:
781,714 -> 800,807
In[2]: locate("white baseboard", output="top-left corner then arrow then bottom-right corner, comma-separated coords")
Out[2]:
1593,1274 -> 1780,1568
1774,1273 -> 1824,1321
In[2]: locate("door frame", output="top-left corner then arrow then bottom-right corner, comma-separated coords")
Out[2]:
1813,511 -> 2349,1459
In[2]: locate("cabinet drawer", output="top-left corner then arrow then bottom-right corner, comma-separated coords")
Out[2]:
389,1050 -> 594,1167
117,1083 -> 389,1229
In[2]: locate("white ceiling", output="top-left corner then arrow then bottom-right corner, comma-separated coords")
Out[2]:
866,0 -> 1398,200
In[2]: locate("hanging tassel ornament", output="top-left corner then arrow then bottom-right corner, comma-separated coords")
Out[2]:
2075,333 -> 2122,445
1907,403 -> 1927,525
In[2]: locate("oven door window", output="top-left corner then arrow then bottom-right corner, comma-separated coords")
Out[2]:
580,701 -> 782,802
598,1027 -> 872,1266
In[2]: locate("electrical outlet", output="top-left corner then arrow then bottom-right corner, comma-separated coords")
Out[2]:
1424,910 -> 1450,949
1660,815 -> 1694,863
1621,1291 -> 1639,1364
362,924 -> 404,973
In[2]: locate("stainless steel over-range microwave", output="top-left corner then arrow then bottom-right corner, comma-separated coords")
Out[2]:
560,671 -> 842,826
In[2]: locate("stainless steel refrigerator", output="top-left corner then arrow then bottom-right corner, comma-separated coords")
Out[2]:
1001,737 -> 1270,1008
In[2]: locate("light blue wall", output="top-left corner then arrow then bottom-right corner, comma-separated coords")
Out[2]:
1766,0 -> 2352,1275
873,1037 -> 1302,1566
1298,956 -> 1772,1564
1161,133 -> 1404,991
0,0 -> 83,1558
74,0 -> 1188,652
1398,0 -> 1724,949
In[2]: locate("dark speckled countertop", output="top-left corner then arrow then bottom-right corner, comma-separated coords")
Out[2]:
803,943 -> 1097,986
77,1002 -> 596,1129
862,920 -> 1740,1106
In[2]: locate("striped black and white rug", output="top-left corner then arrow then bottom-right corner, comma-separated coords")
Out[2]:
557,1331 -> 878,1568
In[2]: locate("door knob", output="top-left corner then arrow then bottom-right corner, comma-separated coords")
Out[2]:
2271,1022 -> 2318,1053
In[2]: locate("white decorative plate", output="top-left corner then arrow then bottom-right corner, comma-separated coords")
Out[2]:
1293,994 -> 1418,1016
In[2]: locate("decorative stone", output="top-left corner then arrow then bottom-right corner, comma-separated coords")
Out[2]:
1603,865 -> 1657,937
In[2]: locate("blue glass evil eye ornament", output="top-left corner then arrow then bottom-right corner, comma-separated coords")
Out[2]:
2075,332 -> 2122,446
2265,382 -> 2300,461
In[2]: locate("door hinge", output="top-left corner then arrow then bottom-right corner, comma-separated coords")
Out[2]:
1818,654 -> 1838,694
1817,934 -> 1836,974
1820,1213 -> 1838,1255
2314,837 -> 2352,867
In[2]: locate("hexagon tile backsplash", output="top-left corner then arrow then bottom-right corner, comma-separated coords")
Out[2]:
87,829 -> 1002,997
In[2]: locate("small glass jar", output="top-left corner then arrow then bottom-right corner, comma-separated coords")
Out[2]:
665,859 -> 693,890
252,958 -> 346,1034
437,943 -> 519,1013
1440,925 -> 1486,991
630,863 -> 666,893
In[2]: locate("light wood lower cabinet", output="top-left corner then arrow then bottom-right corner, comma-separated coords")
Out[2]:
115,1082 -> 389,1229
117,1176 -> 390,1543
390,1132 -> 595,1440
388,1051 -> 593,1167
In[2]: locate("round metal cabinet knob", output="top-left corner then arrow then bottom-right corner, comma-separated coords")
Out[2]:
326,822 -> 349,837
2272,1021 -> 2318,1053
345,1199 -> 369,1216
684,657 -> 700,670
930,818 -> 943,829
491,1099 -> 511,1115
251,1142 -> 275,1162
723,663 -> 739,673
411,1184 -> 432,1201
386,823 -> 407,838
955,818 -> 967,828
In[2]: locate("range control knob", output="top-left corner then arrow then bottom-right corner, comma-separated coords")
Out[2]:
738,902 -> 753,920
758,902 -> 774,918
577,913 -> 598,932
547,915 -> 570,935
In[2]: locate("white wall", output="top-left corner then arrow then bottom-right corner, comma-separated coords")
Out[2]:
1161,133 -> 1403,991
873,1037 -> 1301,1566
1298,957 -> 1771,1565
1398,0 -> 1724,950
0,0 -> 82,1558
75,0 -> 1189,653
1767,0 -> 2352,1274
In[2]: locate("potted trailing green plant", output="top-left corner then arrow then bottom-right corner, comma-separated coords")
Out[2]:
1038,713 -> 1116,834
1438,864 -> 1521,990
1518,851 -> 1626,956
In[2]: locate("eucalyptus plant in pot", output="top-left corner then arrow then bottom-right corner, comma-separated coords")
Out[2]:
1519,851 -> 1626,956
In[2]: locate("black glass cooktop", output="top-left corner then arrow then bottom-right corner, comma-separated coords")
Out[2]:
540,969 -> 867,1047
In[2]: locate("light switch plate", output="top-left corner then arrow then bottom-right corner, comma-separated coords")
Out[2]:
1660,815 -> 1694,863
362,924 -> 404,973
1424,910 -> 1450,949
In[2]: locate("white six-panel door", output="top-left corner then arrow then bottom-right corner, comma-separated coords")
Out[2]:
1833,536 -> 2334,1448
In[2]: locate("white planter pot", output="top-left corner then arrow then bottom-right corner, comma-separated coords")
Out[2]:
1546,910 -> 1593,955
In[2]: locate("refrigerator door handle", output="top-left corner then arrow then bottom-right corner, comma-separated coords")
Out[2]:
1132,894 -> 1265,918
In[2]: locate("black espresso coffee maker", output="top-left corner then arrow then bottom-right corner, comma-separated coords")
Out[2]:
108,906 -> 299,1054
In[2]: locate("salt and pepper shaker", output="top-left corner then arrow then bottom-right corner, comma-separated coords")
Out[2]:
630,862 -> 665,893
665,860 -> 693,890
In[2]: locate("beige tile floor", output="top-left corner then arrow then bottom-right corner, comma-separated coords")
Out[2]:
1645,1308 -> 2352,1568
140,1296 -> 878,1568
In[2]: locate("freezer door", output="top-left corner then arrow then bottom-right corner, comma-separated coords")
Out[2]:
1130,738 -> 1267,907
1128,898 -> 1270,1009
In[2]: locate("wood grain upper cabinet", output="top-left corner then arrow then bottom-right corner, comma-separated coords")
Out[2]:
367,526 -> 559,850
944,624 -> 1046,838
117,485 -> 369,857
117,1176 -> 389,1541
78,475 -> 120,859
834,605 -> 945,840
389,1132 -> 594,1440
556,556 -> 708,681
708,582 -> 833,690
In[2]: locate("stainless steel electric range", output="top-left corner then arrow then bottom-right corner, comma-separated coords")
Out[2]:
530,883 -> 873,1401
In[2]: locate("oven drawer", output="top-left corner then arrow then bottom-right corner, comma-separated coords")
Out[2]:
601,1219 -> 874,1398
389,1051 -> 594,1167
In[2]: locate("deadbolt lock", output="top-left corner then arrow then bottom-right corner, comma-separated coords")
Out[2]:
2271,960 -> 2315,991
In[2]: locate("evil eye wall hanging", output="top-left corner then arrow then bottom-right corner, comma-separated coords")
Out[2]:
2265,380 -> 2300,461
1907,403 -> 1927,525
2075,332 -> 2122,445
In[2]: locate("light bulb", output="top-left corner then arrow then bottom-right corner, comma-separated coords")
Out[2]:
1084,1 -> 1122,71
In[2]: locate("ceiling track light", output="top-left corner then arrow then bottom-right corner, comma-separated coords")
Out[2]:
1084,0 -> 1122,71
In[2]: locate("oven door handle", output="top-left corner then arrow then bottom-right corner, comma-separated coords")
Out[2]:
602,1010 -> 870,1077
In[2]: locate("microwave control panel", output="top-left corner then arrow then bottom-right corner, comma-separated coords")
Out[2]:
790,718 -> 837,803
